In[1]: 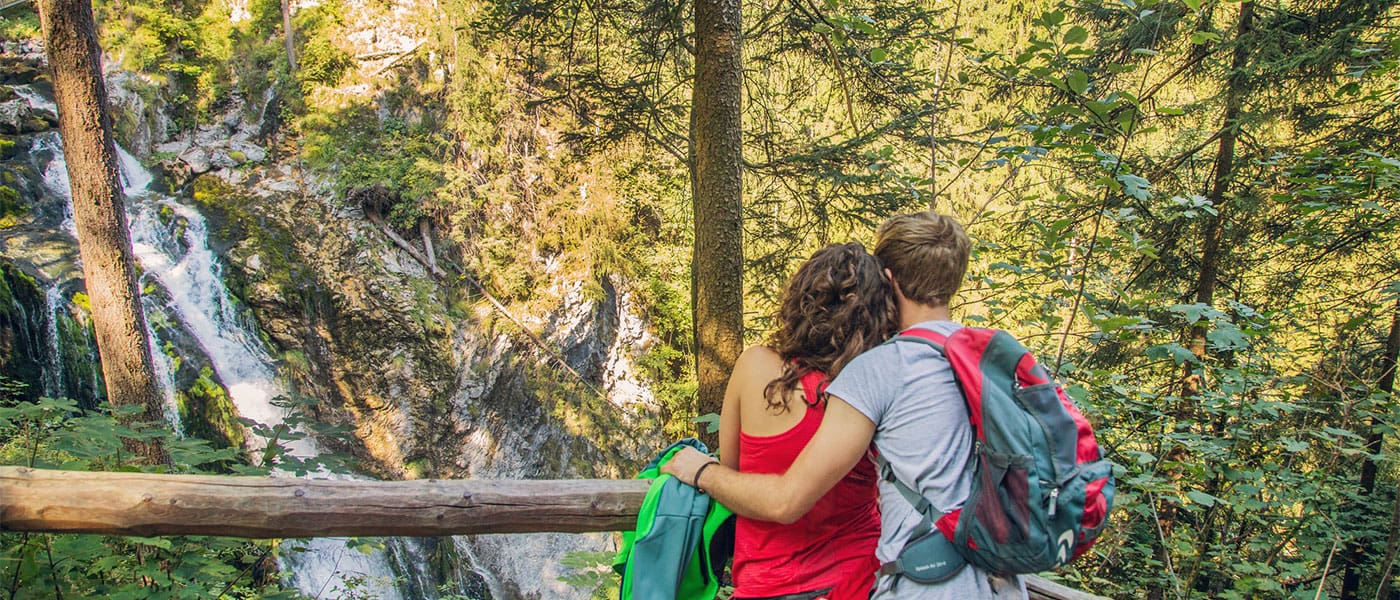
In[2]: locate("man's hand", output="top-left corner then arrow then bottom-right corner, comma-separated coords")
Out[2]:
660,446 -> 715,487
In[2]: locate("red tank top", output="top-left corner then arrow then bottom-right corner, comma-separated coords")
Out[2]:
731,370 -> 880,600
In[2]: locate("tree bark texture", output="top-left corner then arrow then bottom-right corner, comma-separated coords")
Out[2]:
690,0 -> 744,446
281,0 -> 297,73
1343,297 -> 1400,599
0,467 -> 1099,600
37,0 -> 168,465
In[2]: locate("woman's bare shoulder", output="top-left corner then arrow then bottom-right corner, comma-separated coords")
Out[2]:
736,345 -> 782,368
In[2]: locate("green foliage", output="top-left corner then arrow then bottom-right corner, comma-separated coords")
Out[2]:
0,6 -> 39,42
292,0 -> 354,92
302,104 -> 449,222
0,392 -> 293,598
558,550 -> 620,599
97,0 -> 237,125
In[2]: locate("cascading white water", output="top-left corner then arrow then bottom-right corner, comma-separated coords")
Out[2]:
13,85 -> 54,115
117,155 -> 406,600
41,285 -> 66,399
31,132 -> 76,237
140,293 -> 184,433
31,106 -> 408,599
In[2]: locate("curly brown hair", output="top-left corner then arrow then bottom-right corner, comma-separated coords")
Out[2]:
763,242 -> 898,412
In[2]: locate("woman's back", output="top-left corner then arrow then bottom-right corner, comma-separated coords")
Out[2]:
721,346 -> 880,600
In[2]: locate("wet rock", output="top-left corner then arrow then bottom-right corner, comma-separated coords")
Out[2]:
178,145 -> 213,174
0,99 -> 50,134
155,139 -> 191,157
0,60 -> 43,87
229,139 -> 267,163
210,150 -> 239,170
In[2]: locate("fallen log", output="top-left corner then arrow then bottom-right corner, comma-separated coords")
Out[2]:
0,466 -> 1107,599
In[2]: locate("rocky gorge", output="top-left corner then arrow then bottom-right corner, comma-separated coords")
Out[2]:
0,23 -> 671,598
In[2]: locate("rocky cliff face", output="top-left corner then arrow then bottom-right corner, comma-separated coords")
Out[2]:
1,30 -> 667,598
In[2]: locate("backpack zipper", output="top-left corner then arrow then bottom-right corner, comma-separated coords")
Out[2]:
1048,487 -> 1059,518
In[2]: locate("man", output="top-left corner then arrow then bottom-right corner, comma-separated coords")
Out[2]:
662,211 -> 1025,599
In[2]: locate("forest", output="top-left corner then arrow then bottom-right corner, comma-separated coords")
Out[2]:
0,0 -> 1397,597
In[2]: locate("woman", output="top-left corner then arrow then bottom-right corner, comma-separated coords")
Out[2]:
718,242 -> 897,600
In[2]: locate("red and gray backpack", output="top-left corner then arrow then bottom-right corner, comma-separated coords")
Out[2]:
878,326 -> 1115,581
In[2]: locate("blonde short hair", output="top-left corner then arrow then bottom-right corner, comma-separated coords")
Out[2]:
873,211 -> 970,307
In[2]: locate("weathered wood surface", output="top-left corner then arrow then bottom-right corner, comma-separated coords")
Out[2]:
0,466 -> 1109,599
0,466 -> 651,538
1025,574 -> 1110,600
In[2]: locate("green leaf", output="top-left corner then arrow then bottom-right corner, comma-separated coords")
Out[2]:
1207,323 -> 1249,350
1044,10 -> 1066,25
1183,0 -> 1203,11
870,47 -> 887,62
1116,173 -> 1152,200
1147,343 -> 1198,365
1093,315 -> 1144,333
1186,490 -> 1218,507
1064,26 -> 1089,45
691,412 -> 720,434
129,537 -> 173,550
1281,438 -> 1310,453
1169,303 -> 1218,323
813,23 -> 834,34
1066,70 -> 1089,95
1190,31 -> 1221,45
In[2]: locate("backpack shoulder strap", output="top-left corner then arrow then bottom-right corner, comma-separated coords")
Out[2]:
874,453 -> 946,531
887,327 -> 948,354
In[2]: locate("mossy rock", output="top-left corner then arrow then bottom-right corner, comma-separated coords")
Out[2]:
0,184 -> 25,227
177,366 -> 246,451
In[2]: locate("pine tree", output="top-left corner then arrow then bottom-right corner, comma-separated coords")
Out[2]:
37,0 -> 169,465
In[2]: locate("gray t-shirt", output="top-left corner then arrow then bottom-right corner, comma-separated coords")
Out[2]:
827,320 -> 1026,600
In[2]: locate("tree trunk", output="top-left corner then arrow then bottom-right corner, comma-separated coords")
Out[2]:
1378,478 -> 1400,600
690,0 -> 744,447
281,0 -> 297,73
1182,0 -> 1252,399
37,0 -> 168,465
1161,4 -> 1253,596
1343,297 -> 1400,599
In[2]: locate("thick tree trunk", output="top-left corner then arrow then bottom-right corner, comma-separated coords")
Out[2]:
690,0 -> 744,447
37,0 -> 168,465
1343,297 -> 1400,599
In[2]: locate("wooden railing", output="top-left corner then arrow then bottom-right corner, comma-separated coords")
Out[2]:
0,466 -> 1106,599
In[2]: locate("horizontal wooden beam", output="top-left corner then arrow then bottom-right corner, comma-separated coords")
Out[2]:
0,466 -> 1104,599
0,466 -> 651,538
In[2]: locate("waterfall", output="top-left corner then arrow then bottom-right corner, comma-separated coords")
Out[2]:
41,285 -> 65,399
29,108 -> 410,599
31,132 -> 76,237
117,155 -> 407,600
19,79 -> 631,598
